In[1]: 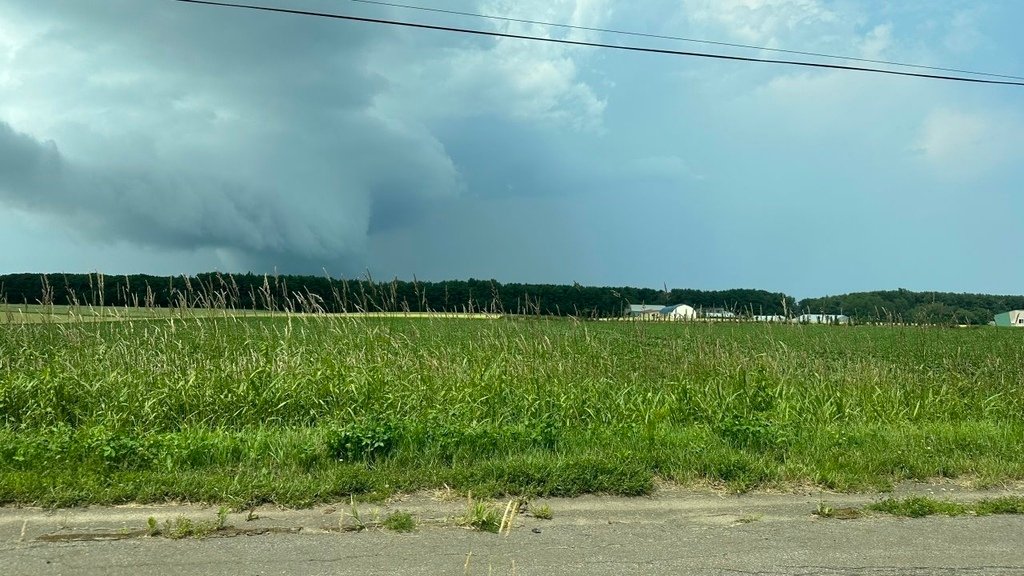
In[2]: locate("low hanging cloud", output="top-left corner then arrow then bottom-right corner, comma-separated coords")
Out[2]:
0,120 -> 460,273
0,0 -> 609,274
0,1 -> 464,273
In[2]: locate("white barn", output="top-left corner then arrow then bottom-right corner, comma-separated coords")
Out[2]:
660,304 -> 697,320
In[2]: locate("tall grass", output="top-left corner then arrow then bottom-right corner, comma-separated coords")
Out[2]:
2,313 -> 1023,506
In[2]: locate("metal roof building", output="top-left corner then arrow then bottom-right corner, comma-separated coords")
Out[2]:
626,304 -> 697,319
627,304 -> 665,317
994,310 -> 1024,327
794,313 -> 850,325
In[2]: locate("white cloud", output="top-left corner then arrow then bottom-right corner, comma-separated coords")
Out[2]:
914,108 -> 1023,180
680,0 -> 843,47
370,0 -> 609,132
859,23 -> 892,59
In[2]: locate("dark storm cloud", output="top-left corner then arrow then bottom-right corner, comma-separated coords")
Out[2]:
0,123 -> 63,191
0,0 -> 461,272
0,116 -> 458,271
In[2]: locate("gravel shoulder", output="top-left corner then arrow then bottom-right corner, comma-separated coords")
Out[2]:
2,482 -> 1023,575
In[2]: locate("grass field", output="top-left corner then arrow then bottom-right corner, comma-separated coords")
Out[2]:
2,313 -> 1023,507
0,303 -> 238,324
0,303 -> 501,324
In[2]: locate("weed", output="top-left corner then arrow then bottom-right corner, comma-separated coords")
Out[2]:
342,497 -> 370,532
531,504 -> 553,520
867,497 -> 967,518
717,413 -> 792,453
974,496 -> 1024,515
326,421 -> 397,463
459,495 -> 502,533
866,496 -> 1024,518
813,501 -> 833,518
164,517 -> 193,539
498,498 -> 527,536
813,502 -> 862,520
382,511 -> 416,533
217,506 -> 229,529
147,513 -> 228,539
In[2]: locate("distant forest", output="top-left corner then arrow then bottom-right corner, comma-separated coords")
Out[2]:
799,290 -> 1024,326
1,273 -> 1021,325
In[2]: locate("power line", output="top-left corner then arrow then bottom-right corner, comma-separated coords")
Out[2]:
172,0 -> 1024,87
347,0 -> 1024,82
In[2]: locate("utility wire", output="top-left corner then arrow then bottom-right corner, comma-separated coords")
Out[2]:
172,0 -> 1024,87
347,0 -> 1024,82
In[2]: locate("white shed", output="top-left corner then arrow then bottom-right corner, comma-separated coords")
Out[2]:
660,304 -> 697,320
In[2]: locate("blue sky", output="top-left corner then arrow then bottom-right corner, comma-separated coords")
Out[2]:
0,0 -> 1021,297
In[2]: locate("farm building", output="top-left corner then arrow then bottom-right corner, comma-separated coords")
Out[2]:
660,304 -> 697,320
702,309 -> 736,319
627,304 -> 665,318
794,313 -> 850,325
994,310 -> 1024,326
626,304 -> 697,320
754,315 -> 786,322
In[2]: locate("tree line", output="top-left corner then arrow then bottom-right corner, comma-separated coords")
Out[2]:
0,272 -> 793,317
799,289 -> 1024,326
0,273 -> 1019,324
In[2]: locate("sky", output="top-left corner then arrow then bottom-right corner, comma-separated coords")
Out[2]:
0,0 -> 1022,298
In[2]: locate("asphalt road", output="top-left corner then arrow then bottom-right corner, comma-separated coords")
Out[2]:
3,485 -> 1023,575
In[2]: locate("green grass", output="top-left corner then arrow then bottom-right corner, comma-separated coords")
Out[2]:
973,496 -> 1024,515
2,315 -> 1024,505
144,507 -> 229,538
531,503 -> 553,520
866,496 -> 1024,517
0,303 -> 271,324
459,499 -> 502,533
867,496 -> 967,517
0,303 -> 497,324
382,511 -> 417,533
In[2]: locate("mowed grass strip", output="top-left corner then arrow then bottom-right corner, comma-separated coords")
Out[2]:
2,316 -> 1024,505
866,496 -> 1024,517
